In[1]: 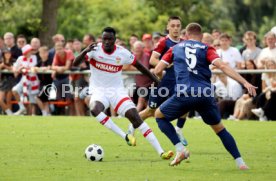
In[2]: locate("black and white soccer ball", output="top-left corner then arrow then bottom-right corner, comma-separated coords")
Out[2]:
84,144 -> 104,162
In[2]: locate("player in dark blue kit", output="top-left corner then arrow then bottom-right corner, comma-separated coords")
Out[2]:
129,16 -> 188,145
154,23 -> 257,169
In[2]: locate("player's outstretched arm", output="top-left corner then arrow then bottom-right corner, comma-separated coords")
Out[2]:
154,61 -> 168,80
73,43 -> 97,66
213,59 -> 258,96
134,60 -> 160,84
149,52 -> 161,67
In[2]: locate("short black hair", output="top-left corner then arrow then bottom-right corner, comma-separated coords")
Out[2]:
102,27 -> 116,37
168,16 -> 182,23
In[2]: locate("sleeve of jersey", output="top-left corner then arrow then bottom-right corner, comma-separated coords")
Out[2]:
85,51 -> 94,62
153,38 -> 166,55
206,46 -> 220,64
122,49 -> 136,65
160,48 -> 173,65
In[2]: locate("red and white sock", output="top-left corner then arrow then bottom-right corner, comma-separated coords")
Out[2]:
138,122 -> 164,155
95,112 -> 126,139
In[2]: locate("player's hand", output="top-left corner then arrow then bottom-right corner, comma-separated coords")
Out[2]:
243,82 -> 258,97
84,42 -> 97,53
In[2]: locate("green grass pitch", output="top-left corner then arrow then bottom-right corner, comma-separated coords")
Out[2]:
0,116 -> 275,181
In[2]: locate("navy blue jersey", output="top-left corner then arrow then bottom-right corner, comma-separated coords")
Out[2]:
153,36 -> 182,82
162,40 -> 219,95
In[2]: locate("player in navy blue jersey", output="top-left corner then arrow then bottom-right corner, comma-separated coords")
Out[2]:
128,16 -> 188,146
154,23 -> 257,169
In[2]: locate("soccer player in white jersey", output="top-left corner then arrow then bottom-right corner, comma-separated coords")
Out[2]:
73,27 -> 173,160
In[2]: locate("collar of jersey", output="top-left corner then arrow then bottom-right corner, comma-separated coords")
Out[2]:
168,35 -> 181,43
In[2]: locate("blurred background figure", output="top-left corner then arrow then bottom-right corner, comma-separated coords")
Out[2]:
0,48 -> 16,115
217,33 -> 243,69
31,37 -> 41,61
256,31 -> 276,69
211,29 -> 221,40
12,44 -> 39,115
82,34 -> 95,48
16,34 -> 27,49
202,32 -> 214,45
241,31 -> 261,66
133,41 -> 153,112
152,32 -> 161,48
142,33 -> 154,56
35,46 -> 52,116
4,32 -> 22,59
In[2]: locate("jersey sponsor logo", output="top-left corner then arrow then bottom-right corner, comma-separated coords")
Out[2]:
90,59 -> 123,73
116,57 -> 121,64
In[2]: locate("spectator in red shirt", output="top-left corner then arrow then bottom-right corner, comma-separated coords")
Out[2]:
52,42 -> 74,101
133,41 -> 153,112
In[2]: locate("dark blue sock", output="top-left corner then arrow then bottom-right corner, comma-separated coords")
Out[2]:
217,128 -> 241,159
176,117 -> 186,128
156,118 -> 180,145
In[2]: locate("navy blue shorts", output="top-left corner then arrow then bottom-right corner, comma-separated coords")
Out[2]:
148,82 -> 175,109
160,94 -> 221,125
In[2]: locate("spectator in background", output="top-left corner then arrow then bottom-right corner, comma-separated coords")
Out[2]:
202,32 -> 214,45
35,46 -> 52,116
82,34 -> 95,49
96,35 -> 102,43
212,29 -> 221,40
0,37 -> 4,60
30,37 -> 41,62
72,39 -> 82,56
215,73 -> 243,119
48,34 -> 65,63
51,42 -> 74,102
142,33 -> 154,56
133,41 -> 153,112
12,44 -> 39,115
241,31 -> 261,66
217,33 -> 243,69
152,32 -> 161,48
71,39 -> 88,116
180,29 -> 186,39
228,60 -> 262,120
3,32 -> 22,59
65,39 -> 74,51
16,34 -> 27,49
129,34 -> 138,52
256,31 -> 276,68
213,39 -> 221,50
251,60 -> 276,121
0,49 -> 16,115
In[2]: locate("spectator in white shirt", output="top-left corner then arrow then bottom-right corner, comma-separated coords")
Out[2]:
216,33 -> 243,69
256,31 -> 276,68
214,73 -> 243,119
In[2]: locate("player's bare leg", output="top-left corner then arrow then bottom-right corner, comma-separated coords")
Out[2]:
211,123 -> 249,170
155,108 -> 190,166
90,101 -> 133,145
127,106 -> 155,135
125,108 -> 173,159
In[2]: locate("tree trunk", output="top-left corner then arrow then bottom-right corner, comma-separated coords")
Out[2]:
38,0 -> 59,47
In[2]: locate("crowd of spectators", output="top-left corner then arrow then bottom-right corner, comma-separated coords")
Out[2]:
0,26 -> 276,121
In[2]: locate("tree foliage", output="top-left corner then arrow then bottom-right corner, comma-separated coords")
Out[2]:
0,0 -> 275,45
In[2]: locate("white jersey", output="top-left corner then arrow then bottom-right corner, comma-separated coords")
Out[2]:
85,43 -> 136,92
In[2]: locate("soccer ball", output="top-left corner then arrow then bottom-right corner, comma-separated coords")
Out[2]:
84,144 -> 104,162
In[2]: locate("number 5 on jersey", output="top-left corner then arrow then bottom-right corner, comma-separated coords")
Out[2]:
185,47 -> 198,74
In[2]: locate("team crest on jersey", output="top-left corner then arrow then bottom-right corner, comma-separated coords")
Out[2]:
116,57 -> 121,64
